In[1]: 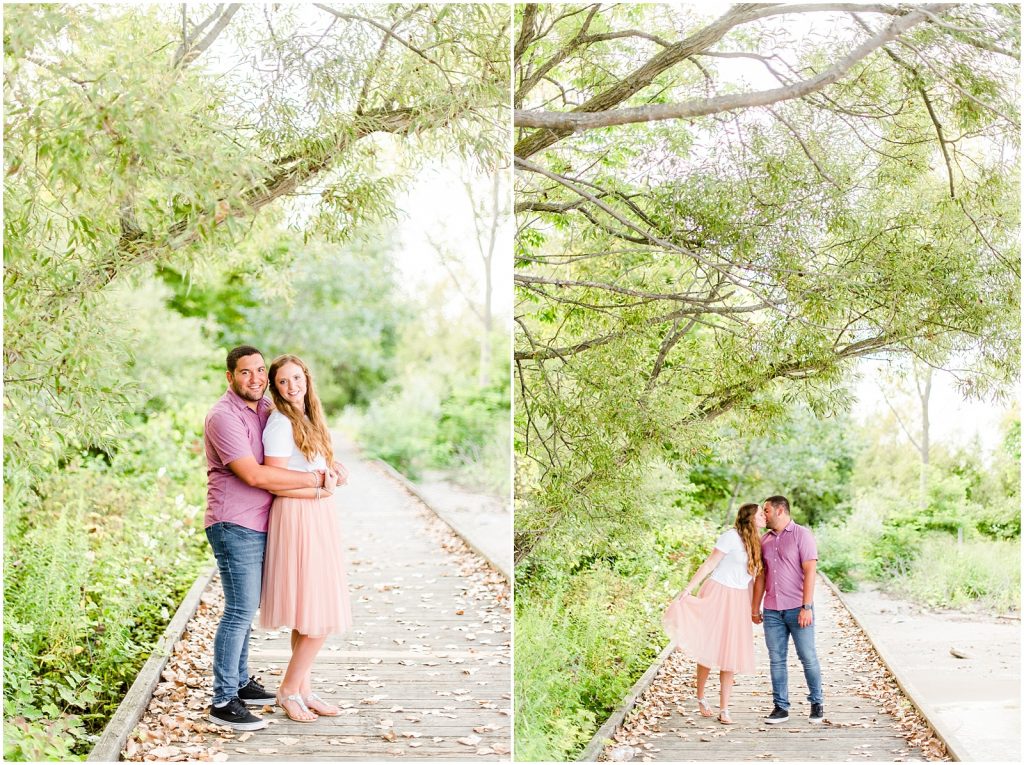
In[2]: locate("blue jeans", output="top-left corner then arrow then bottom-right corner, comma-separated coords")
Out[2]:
763,608 -> 823,709
206,522 -> 266,705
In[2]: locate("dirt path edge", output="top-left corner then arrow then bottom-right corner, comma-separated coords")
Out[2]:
820,572 -> 970,762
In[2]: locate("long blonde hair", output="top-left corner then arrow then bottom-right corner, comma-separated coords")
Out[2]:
267,354 -> 334,466
735,503 -> 763,577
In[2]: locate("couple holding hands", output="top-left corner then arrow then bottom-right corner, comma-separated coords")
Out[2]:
663,496 -> 823,726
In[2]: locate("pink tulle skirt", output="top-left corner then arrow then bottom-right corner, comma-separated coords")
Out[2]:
662,578 -> 755,674
260,495 -> 353,638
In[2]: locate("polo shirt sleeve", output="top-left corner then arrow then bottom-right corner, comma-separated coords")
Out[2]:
206,408 -> 254,465
263,413 -> 294,458
798,528 -> 819,562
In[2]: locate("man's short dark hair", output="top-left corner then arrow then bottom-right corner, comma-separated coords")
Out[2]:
226,345 -> 264,373
764,495 -> 790,514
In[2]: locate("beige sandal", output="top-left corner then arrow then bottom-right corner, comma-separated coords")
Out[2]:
696,697 -> 714,717
277,693 -> 317,722
304,692 -> 341,716
718,707 -> 734,725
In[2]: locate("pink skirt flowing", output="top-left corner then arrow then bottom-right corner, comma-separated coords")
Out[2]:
260,495 -> 353,638
662,578 -> 754,674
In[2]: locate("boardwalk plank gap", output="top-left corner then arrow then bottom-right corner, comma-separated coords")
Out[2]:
594,580 -> 951,763
120,444 -> 511,762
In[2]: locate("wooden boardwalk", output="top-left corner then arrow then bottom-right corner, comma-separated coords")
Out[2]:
597,580 -> 943,762
123,439 -> 511,761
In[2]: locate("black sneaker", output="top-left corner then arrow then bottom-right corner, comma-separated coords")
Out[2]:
809,703 -> 824,723
765,706 -> 789,724
238,675 -> 276,705
209,697 -> 268,731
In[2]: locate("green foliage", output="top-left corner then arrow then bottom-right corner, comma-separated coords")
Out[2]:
515,460 -> 717,761
3,408 -> 211,759
896,536 -> 1020,612
237,232 -> 408,412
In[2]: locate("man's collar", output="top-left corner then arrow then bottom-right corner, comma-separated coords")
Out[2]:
225,387 -> 266,413
770,519 -> 794,536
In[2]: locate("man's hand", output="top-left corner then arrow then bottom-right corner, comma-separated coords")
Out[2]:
798,608 -> 813,628
332,460 -> 349,485
752,610 -> 763,625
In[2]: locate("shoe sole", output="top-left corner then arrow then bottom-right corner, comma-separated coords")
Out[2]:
764,716 -> 789,724
809,717 -> 824,724
208,713 -> 269,731
240,696 -> 276,705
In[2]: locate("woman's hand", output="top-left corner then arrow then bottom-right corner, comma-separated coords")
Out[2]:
332,460 -> 349,485
324,468 -> 339,493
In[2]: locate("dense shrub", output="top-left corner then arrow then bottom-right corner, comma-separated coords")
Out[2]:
514,511 -> 714,762
896,535 -> 1020,612
3,406 -> 211,760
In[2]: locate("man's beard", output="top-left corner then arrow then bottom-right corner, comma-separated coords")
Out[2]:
231,380 -> 266,402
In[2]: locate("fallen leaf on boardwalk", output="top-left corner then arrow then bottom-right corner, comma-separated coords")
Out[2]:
458,735 -> 482,746
148,746 -> 182,758
476,746 -> 495,755
370,657 -> 382,664
237,732 -> 254,743
409,742 -> 423,748
381,729 -> 397,742
432,737 -> 444,743
257,748 -> 278,755
492,743 -> 511,755
474,725 -> 497,733
276,737 -> 299,745
401,731 -> 422,738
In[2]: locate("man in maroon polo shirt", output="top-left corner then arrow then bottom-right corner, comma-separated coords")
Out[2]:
751,495 -> 824,725
203,345 -> 330,730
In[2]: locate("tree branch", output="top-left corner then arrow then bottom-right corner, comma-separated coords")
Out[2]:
513,6 -> 940,132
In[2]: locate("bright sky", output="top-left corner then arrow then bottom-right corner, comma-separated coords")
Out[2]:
851,359 -> 1016,458
393,159 -> 513,322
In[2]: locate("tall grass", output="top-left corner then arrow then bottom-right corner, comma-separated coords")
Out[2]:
896,535 -> 1021,612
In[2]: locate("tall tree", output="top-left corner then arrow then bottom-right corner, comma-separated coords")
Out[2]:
513,3 -> 1020,563
3,3 -> 509,478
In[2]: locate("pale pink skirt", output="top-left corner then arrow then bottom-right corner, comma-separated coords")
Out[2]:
662,578 -> 755,674
260,495 -> 353,638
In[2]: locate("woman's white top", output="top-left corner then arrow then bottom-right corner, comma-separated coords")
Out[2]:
709,528 -> 753,589
262,410 -> 328,472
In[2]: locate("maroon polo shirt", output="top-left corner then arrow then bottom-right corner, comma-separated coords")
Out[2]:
761,520 -> 818,610
204,388 -> 273,532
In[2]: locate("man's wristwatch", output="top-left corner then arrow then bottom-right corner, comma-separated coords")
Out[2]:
801,603 -> 813,610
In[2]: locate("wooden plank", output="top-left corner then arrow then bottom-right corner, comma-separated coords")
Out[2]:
118,440 -> 511,762
821,573 -> 969,762
372,459 -> 510,581
87,565 -> 217,762
590,577 -> 940,762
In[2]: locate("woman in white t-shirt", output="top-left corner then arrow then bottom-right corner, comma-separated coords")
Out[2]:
663,502 -> 766,724
259,354 -> 353,723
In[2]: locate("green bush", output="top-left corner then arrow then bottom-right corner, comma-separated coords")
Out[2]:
3,408 -> 211,760
814,522 -> 865,591
866,520 -> 921,579
897,535 -> 1020,612
514,511 -> 714,761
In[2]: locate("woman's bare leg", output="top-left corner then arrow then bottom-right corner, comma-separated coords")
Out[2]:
696,664 -> 713,716
719,670 -> 735,722
278,634 -> 326,721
